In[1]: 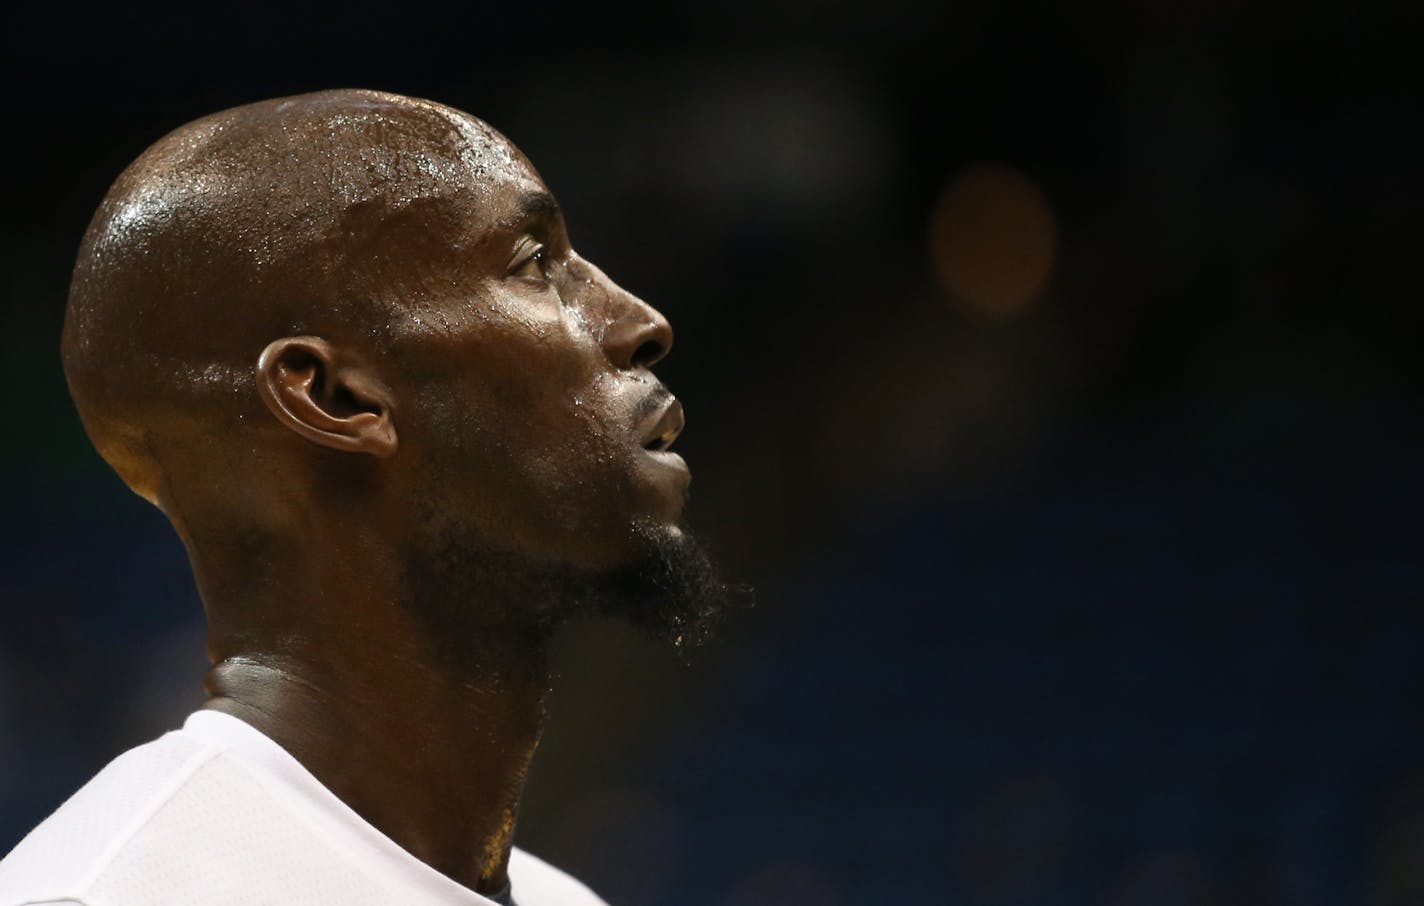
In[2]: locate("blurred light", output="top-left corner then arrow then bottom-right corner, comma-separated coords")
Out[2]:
928,162 -> 1057,319
662,59 -> 895,225
509,56 -> 898,238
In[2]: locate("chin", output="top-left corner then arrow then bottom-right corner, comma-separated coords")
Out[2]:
576,516 -> 747,651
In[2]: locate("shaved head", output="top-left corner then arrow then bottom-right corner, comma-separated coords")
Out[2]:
63,87 -> 744,664
63,89 -> 529,509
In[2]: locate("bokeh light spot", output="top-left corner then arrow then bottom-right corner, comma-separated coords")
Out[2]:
928,162 -> 1057,319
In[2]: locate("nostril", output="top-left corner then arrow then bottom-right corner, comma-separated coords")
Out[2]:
631,338 -> 665,368
604,302 -> 673,370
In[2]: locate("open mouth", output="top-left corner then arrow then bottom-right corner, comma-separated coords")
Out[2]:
642,399 -> 684,452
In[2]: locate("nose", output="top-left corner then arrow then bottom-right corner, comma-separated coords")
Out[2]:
583,261 -> 674,370
604,296 -> 673,370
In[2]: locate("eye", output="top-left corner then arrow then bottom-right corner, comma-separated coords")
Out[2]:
509,241 -> 548,282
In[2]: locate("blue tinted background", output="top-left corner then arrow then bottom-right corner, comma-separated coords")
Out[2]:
2,3 -> 1421,904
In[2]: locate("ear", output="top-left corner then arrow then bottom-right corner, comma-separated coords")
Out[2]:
255,336 -> 398,458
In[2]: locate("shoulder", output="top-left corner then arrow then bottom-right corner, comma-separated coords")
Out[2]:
0,730 -> 213,905
508,848 -> 610,906
0,724 -> 385,906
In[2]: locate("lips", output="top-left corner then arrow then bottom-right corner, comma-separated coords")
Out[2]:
641,398 -> 685,452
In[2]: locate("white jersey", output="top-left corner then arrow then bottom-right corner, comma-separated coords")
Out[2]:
0,711 -> 607,906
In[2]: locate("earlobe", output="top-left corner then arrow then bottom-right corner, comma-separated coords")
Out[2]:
256,336 -> 398,458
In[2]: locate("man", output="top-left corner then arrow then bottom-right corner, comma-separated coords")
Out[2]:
0,89 -> 743,906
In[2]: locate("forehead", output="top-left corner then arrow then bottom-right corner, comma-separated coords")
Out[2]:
388,103 -> 552,242
421,104 -> 541,188
112,93 -> 550,256
340,99 -> 547,223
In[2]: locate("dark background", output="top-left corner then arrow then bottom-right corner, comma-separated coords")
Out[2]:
2,2 -> 1421,904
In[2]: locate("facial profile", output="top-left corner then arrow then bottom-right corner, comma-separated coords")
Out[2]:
9,87 -> 750,906
62,89 -> 744,657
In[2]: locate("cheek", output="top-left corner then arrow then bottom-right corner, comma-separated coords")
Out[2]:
511,370 -> 642,529
403,333 -> 640,567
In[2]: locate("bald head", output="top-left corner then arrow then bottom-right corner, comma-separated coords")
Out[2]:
60,86 -> 733,670
64,85 -> 697,604
63,89 -> 531,507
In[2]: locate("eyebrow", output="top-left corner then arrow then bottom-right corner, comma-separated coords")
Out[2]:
495,189 -> 562,233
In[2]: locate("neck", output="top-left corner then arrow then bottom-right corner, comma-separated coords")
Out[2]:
195,533 -> 552,896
